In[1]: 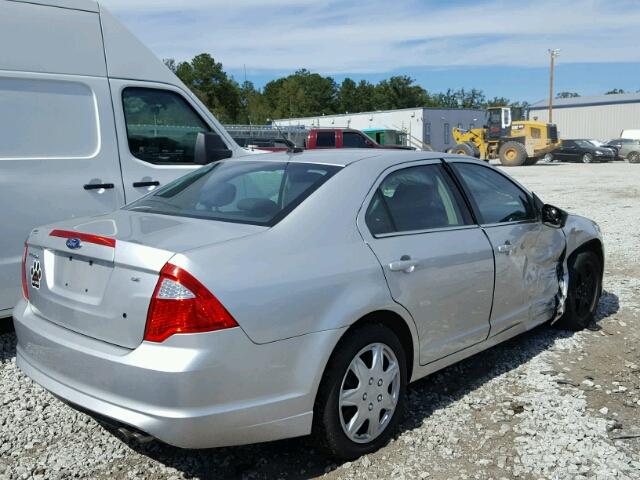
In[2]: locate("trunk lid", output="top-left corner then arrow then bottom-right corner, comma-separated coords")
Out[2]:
25,211 -> 265,349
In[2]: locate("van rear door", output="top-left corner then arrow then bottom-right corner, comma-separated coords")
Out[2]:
108,80 -> 238,202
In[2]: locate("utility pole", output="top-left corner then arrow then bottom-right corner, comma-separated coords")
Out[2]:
548,49 -> 560,123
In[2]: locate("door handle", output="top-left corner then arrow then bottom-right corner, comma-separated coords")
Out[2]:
389,255 -> 418,273
133,180 -> 161,188
497,241 -> 516,254
84,183 -> 115,191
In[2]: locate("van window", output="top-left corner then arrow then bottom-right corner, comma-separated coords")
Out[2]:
122,88 -> 214,164
0,78 -> 98,159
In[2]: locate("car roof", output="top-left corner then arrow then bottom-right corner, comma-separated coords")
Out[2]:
237,149 -> 449,167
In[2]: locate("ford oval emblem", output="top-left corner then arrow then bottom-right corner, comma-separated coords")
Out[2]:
66,238 -> 82,250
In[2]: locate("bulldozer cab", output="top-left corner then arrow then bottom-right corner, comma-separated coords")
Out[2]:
486,107 -> 512,140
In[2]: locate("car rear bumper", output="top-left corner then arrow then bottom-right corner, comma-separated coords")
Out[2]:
14,299 -> 345,449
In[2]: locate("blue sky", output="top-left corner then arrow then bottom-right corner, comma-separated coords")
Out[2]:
101,0 -> 640,103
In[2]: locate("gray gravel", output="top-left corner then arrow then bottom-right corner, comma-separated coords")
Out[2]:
1,161 -> 639,479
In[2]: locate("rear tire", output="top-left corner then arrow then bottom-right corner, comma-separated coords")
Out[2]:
313,323 -> 407,460
627,151 -> 640,163
541,153 -> 554,163
498,141 -> 527,166
582,153 -> 594,164
555,251 -> 602,331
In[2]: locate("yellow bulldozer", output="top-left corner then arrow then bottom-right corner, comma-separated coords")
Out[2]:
449,106 -> 561,166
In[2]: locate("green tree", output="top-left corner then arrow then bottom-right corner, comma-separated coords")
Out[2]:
239,81 -> 270,124
605,88 -> 625,95
431,89 -> 458,108
173,53 -> 242,123
337,78 -> 358,113
263,69 -> 337,118
373,76 -> 431,110
486,96 -> 511,107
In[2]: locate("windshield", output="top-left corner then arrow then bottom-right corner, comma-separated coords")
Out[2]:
126,161 -> 341,226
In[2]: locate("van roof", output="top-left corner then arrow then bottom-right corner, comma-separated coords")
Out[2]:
8,0 -> 98,12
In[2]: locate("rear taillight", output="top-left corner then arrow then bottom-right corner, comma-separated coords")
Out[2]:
144,263 -> 238,343
21,242 -> 29,301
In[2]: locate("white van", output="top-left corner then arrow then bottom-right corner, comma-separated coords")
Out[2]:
0,0 -> 249,319
620,129 -> 640,140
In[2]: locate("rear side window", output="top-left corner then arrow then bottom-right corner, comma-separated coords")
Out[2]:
122,88 -> 214,165
315,131 -> 336,147
366,164 -> 470,235
343,132 -> 371,148
126,161 -> 340,226
452,163 -> 534,224
0,78 -> 98,159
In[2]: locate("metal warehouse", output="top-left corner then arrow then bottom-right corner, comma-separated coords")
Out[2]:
529,93 -> 640,140
274,107 -> 484,151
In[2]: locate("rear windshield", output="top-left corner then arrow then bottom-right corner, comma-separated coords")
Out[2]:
125,161 -> 341,226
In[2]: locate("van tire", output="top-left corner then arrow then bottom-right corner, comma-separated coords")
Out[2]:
627,152 -> 640,163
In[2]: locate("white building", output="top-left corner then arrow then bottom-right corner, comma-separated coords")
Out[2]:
274,107 -> 484,152
529,93 -> 640,140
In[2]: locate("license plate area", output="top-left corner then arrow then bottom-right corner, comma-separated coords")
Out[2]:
46,249 -> 113,302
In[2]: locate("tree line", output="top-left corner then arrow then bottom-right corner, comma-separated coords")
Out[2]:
164,54 -> 529,124
165,53 -> 634,125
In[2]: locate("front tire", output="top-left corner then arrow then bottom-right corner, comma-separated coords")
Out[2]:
555,251 -> 602,331
313,323 -> 407,460
582,153 -> 594,164
627,151 -> 640,163
499,141 -> 527,166
450,143 -> 475,157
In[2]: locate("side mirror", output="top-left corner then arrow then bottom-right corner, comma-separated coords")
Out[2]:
541,204 -> 568,228
194,132 -> 233,165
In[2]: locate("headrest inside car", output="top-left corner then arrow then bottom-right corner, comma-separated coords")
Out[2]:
237,198 -> 278,217
199,182 -> 236,208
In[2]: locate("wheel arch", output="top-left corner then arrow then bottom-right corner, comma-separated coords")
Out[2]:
568,238 -> 604,280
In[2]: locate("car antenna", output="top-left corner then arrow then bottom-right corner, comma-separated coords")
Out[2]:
271,121 -> 303,153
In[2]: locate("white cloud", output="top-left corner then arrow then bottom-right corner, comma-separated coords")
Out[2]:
99,0 -> 640,73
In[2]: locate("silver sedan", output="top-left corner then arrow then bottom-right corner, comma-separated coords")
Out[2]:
14,150 -> 604,460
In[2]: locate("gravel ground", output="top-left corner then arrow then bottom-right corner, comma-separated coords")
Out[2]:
1,161 -> 639,480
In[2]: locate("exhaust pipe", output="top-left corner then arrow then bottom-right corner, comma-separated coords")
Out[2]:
116,426 -> 155,444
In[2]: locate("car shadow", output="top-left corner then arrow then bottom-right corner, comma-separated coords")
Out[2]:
108,291 -> 619,479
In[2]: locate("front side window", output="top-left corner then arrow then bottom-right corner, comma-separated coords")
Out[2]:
126,161 -> 340,226
452,163 -> 534,224
365,164 -> 469,235
315,131 -> 336,147
343,131 -> 371,148
122,88 -> 213,164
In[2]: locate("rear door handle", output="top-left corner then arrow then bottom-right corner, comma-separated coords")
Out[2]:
133,181 -> 160,188
389,255 -> 418,273
84,183 -> 115,190
497,241 -> 516,254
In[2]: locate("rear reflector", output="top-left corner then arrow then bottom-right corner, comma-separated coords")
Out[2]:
21,242 -> 29,301
49,229 -> 116,248
144,263 -> 238,343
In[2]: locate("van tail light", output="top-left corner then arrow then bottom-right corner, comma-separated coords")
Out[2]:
144,263 -> 238,343
21,242 -> 29,301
